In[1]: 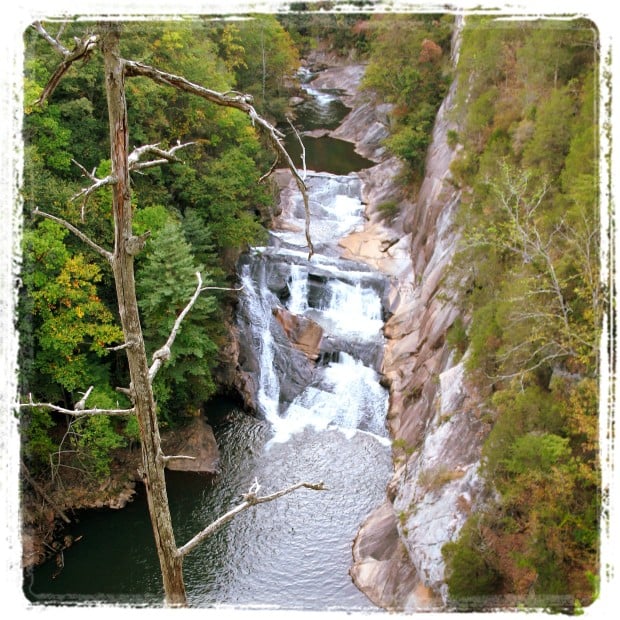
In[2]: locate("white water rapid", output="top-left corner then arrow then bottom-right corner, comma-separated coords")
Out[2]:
237,171 -> 390,447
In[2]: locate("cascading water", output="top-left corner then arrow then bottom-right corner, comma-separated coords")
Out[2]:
287,264 -> 308,314
289,66 -> 349,131
237,161 -> 391,446
276,353 -> 389,443
238,263 -> 281,421
320,279 -> 384,337
238,249 -> 390,446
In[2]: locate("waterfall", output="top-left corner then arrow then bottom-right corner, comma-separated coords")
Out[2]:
320,279 -> 383,338
287,264 -> 308,314
273,173 -> 366,250
237,171 -> 390,449
303,84 -> 340,107
269,352 -> 389,446
238,263 -> 281,424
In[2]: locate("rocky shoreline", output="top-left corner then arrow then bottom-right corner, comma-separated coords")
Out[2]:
21,415 -> 219,570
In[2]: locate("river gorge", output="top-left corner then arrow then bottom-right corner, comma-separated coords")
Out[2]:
16,9 -> 605,613
26,31 -> 486,612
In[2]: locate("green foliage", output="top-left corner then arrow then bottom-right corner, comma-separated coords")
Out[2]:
23,105 -> 74,174
279,7 -> 372,58
72,413 -> 126,479
362,14 -> 453,179
418,465 -> 465,492
133,204 -> 178,238
20,19 -> 286,480
181,209 -> 217,267
502,433 -> 571,476
21,220 -> 123,394
383,113 -> 434,172
446,316 -> 468,359
464,86 -> 498,150
376,199 -> 400,222
449,148 -> 479,188
23,29 -> 108,175
170,145 -> 269,252
446,129 -> 459,149
137,219 -> 219,421
122,21 -> 232,145
391,437 -> 415,456
521,85 -> 577,176
209,15 -> 299,117
482,386 -> 563,475
465,299 -> 501,380
443,516 -> 503,608
123,415 -> 141,445
444,17 -> 600,608
21,408 -> 56,469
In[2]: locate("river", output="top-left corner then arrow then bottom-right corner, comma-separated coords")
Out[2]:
25,65 -> 393,612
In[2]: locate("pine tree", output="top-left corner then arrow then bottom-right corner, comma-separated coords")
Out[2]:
137,219 -> 219,419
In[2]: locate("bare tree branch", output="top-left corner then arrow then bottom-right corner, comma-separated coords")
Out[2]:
20,392 -> 134,417
73,386 -> 94,411
161,455 -> 197,466
115,386 -> 133,398
71,172 -> 116,210
149,272 -> 204,383
71,158 -> 98,182
106,340 -> 137,352
199,284 -> 244,293
148,277 -> 244,384
32,21 -> 70,55
21,460 -> 72,524
128,141 -> 195,171
124,231 -> 151,257
20,402 -> 134,416
71,142 -> 194,214
287,116 -> 307,181
32,207 -> 113,263
71,158 -> 104,220
259,153 -> 280,184
177,480 -> 326,558
123,60 -> 314,258
489,351 -> 572,381
54,22 -> 67,45
32,22 -> 98,105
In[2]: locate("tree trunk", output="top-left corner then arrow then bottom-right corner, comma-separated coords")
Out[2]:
101,24 -> 186,607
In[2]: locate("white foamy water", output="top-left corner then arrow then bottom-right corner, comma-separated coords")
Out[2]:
239,169 -> 389,448
267,353 -> 390,446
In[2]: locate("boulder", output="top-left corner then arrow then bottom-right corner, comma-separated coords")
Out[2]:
272,306 -> 323,361
289,96 -> 305,107
350,500 -> 439,611
163,417 -> 220,474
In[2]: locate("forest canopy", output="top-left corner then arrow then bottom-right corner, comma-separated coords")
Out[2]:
19,17 -> 300,478
440,17 -> 601,609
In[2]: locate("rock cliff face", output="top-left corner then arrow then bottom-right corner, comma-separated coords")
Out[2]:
223,23 -> 488,609
335,22 -> 489,611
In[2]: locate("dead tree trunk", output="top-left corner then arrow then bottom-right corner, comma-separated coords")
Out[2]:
101,24 -> 186,606
27,19 -> 321,608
